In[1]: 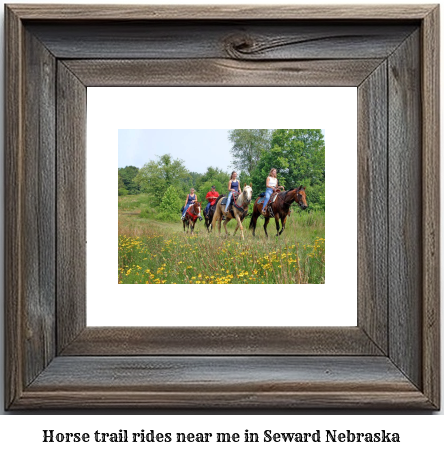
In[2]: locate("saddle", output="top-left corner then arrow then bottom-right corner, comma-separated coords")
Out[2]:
205,204 -> 216,218
259,191 -> 281,217
258,192 -> 279,205
220,192 -> 238,207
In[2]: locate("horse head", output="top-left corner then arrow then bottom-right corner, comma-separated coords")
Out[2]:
193,201 -> 202,217
294,185 -> 308,210
241,184 -> 253,205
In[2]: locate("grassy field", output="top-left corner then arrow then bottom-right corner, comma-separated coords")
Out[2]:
118,194 -> 325,284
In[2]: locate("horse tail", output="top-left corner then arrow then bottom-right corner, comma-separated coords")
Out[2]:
249,202 -> 258,230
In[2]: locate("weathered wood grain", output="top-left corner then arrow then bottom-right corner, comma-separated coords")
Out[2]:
421,6 -> 440,409
28,356 -> 419,390
4,4 -> 440,410
64,58 -> 384,87
7,4 -> 435,20
5,4 -> 24,411
5,9 -> 58,410
13,356 -> 433,409
16,390 -> 434,410
27,22 -> 416,60
21,28 -> 57,387
56,62 -> 87,354
357,62 -> 388,354
61,327 -> 383,356
388,30 -> 422,389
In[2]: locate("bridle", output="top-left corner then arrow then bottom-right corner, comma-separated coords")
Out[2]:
279,188 -> 303,208
241,187 -> 252,206
294,189 -> 308,209
186,201 -> 201,220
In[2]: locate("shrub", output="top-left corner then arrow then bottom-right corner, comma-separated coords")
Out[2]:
159,185 -> 182,215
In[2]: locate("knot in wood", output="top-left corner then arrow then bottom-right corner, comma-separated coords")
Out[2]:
224,34 -> 255,59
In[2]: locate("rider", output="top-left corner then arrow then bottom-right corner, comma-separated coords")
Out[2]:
262,168 -> 284,216
204,185 -> 219,216
224,171 -> 240,213
181,188 -> 198,220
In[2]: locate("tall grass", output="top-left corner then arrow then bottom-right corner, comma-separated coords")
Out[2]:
118,194 -> 325,284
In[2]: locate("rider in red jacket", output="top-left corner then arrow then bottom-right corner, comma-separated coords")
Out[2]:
204,185 -> 219,216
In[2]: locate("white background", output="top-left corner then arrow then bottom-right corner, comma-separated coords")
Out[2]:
87,87 -> 357,326
0,0 -> 442,449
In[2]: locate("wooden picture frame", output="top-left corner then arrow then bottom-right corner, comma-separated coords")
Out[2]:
5,4 -> 440,409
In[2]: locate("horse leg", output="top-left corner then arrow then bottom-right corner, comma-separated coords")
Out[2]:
263,217 -> 270,238
279,215 -> 287,235
249,202 -> 261,237
275,214 -> 281,236
235,213 -> 244,240
233,211 -> 242,237
223,216 -> 229,237
250,214 -> 257,236
211,207 -> 218,233
214,208 -> 222,235
253,206 -> 262,236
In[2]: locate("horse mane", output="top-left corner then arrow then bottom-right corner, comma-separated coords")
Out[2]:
189,200 -> 201,212
237,186 -> 252,205
216,194 -> 225,203
279,188 -> 293,198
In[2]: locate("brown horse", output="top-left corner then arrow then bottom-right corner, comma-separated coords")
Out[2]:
249,186 -> 308,237
183,200 -> 202,235
212,184 -> 253,240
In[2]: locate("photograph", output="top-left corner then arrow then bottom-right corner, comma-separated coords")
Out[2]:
118,129 -> 325,285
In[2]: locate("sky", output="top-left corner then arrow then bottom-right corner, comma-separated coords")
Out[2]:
118,129 -> 233,174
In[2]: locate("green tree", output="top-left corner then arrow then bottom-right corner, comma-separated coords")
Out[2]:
118,165 -> 140,194
118,173 -> 128,196
252,129 -> 325,210
159,185 -> 183,215
135,154 -> 190,204
228,129 -> 272,175
194,167 -> 230,197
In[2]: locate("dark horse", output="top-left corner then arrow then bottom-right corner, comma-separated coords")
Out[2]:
183,200 -> 202,235
204,203 -> 217,233
249,186 -> 308,237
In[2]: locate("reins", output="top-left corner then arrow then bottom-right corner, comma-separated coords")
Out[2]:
278,189 -> 298,208
186,202 -> 200,221
232,188 -> 252,216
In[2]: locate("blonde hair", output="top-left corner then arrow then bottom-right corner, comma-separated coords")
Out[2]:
269,168 -> 277,177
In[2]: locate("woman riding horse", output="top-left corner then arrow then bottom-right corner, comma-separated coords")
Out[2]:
262,168 -> 285,216
181,188 -> 202,221
250,186 -> 308,237
224,171 -> 240,214
212,184 -> 253,240
182,200 -> 202,235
